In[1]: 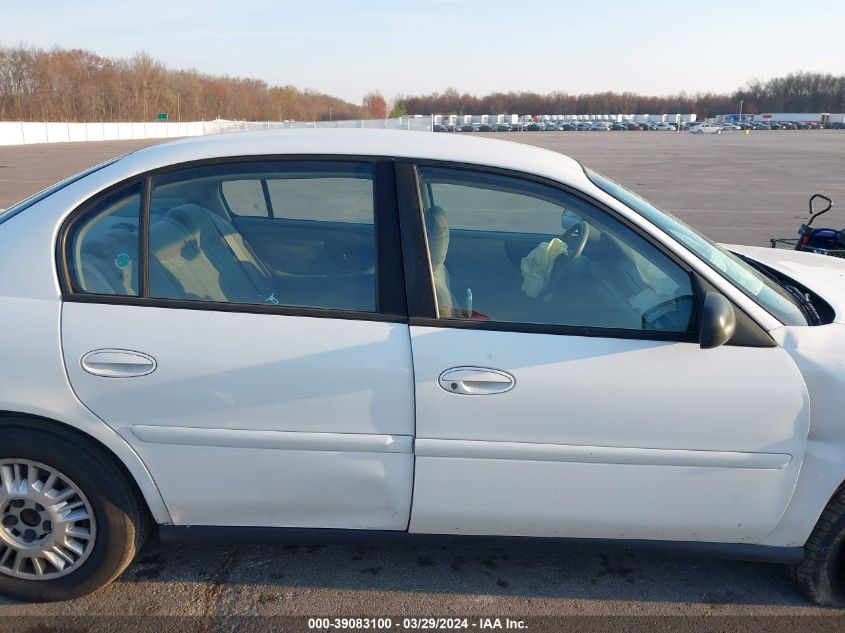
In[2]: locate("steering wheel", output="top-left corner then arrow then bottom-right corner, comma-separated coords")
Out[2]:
557,221 -> 590,271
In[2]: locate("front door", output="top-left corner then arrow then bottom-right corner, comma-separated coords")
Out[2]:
404,165 -> 809,544
60,159 -> 415,530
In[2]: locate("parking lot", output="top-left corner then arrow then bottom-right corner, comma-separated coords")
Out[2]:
1,131 -> 845,628
2,131 -> 844,248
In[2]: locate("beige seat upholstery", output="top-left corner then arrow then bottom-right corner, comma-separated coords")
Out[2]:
78,226 -> 138,295
149,203 -> 277,304
425,206 -> 456,318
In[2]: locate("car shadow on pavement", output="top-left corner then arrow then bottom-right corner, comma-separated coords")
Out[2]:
114,535 -> 807,608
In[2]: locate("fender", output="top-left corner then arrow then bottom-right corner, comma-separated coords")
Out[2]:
762,324 -> 845,547
0,409 -> 172,524
0,177 -> 171,526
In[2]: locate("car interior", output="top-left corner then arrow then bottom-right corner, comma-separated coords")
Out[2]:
417,167 -> 696,332
68,163 -> 694,333
69,163 -> 378,312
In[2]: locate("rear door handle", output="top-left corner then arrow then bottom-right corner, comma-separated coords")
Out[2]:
81,349 -> 157,378
438,367 -> 515,395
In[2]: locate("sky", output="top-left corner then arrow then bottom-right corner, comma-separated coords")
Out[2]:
2,0 -> 843,104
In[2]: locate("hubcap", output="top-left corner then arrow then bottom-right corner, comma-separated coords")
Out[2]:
0,459 -> 97,580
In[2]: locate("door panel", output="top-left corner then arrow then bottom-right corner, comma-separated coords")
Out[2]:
234,217 -> 375,312
234,217 -> 375,276
405,164 -> 809,544
62,302 -> 414,529
407,326 -> 809,542
444,229 -> 548,317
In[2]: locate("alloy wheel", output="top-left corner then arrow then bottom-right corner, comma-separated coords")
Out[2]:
0,459 -> 97,580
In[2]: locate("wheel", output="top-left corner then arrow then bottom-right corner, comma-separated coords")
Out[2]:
791,484 -> 845,607
0,423 -> 149,601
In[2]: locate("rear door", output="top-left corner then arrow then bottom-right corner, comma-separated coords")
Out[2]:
400,163 -> 809,544
60,159 -> 415,530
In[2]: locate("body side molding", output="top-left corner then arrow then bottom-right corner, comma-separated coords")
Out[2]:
131,425 -> 414,454
415,438 -> 792,469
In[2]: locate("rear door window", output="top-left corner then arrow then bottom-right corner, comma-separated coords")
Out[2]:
149,161 -> 377,310
66,183 -> 142,296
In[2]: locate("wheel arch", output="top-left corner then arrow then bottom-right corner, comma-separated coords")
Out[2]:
0,410 -> 171,525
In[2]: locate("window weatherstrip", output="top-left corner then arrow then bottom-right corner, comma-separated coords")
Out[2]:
260,178 -> 275,218
139,177 -> 152,298
373,160 -> 407,317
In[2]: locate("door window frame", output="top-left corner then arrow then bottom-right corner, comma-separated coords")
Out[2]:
396,159 -> 759,345
56,155 -> 407,323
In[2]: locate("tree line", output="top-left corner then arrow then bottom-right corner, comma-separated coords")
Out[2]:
0,45 -> 364,122
1,43 -> 843,122
396,72 -> 845,118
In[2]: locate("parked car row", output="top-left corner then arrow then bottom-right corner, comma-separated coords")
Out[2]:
433,119 -> 836,133
433,120 -> 681,133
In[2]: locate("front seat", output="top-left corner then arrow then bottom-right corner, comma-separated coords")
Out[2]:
425,206 -> 457,318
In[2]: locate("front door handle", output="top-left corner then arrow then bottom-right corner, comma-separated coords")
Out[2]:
438,367 -> 515,395
81,349 -> 157,378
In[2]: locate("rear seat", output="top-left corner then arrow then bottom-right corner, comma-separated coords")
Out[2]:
149,203 -> 278,304
77,226 -> 138,295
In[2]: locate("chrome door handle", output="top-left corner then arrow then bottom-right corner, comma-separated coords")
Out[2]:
81,349 -> 157,378
438,367 -> 515,395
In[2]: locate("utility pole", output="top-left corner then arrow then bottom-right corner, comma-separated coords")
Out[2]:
738,99 -> 744,121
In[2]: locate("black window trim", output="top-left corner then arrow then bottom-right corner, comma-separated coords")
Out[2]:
396,158 -> 772,346
57,154 -> 407,324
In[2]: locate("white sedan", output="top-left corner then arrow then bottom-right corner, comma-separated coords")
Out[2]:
690,123 -> 723,134
1,130 -> 844,605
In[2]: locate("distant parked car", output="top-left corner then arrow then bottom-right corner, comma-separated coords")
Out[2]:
610,122 -> 627,131
433,124 -> 448,133
474,123 -> 493,132
690,123 -> 723,134
654,122 -> 677,131
455,124 -> 474,133
493,122 -> 512,132
522,121 -> 542,131
544,122 -> 560,131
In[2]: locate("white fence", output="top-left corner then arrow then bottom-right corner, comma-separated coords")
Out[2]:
0,116 -> 435,146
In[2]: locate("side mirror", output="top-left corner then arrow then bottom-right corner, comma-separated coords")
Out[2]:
561,209 -> 583,231
699,293 -> 736,349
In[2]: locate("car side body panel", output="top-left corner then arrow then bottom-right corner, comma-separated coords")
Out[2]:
761,323 -> 845,546
0,192 -> 172,524
61,302 -> 415,529
407,326 -> 809,543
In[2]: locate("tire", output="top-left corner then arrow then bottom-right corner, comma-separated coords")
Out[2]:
791,484 -> 845,607
0,422 -> 149,601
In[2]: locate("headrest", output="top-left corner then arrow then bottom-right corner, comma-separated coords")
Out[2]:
425,206 -> 449,268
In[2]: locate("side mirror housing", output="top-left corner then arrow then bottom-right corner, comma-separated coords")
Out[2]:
561,209 -> 583,231
699,293 -> 736,349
